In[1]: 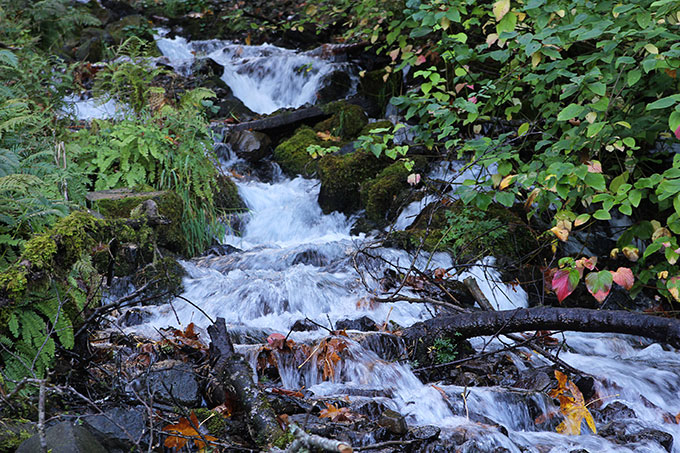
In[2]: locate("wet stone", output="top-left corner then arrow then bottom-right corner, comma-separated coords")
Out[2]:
139,361 -> 201,408
292,249 -> 329,267
513,368 -> 551,392
291,318 -> 320,332
596,401 -> 636,424
336,316 -> 378,332
81,406 -> 147,452
378,409 -> 407,435
628,428 -> 674,452
356,332 -> 405,362
349,399 -> 389,419
17,422 -> 107,453
228,129 -> 272,163
407,425 -> 441,441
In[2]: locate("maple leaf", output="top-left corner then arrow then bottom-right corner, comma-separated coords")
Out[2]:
548,370 -> 596,435
320,403 -> 361,422
163,412 -> 218,450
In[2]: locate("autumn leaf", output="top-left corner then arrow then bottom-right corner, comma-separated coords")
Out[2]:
667,276 -> 680,302
493,0 -> 510,21
610,267 -> 634,290
552,268 -> 581,302
163,412 -> 217,450
320,403 -> 361,422
548,370 -> 597,435
622,246 -> 640,262
585,160 -> 602,173
585,270 -> 613,303
316,131 -> 341,142
499,174 -> 515,190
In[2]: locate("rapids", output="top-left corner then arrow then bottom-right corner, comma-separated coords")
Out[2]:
120,34 -> 680,452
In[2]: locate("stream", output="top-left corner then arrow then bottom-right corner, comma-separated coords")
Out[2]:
106,35 -> 680,452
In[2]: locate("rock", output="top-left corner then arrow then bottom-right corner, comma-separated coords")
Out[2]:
227,130 -> 272,162
315,101 -> 368,140
628,428 -> 673,452
358,69 -> 403,116
215,173 -> 247,214
318,150 -> 386,215
600,421 -> 673,451
0,418 -> 36,452
316,70 -> 352,104
407,425 -> 441,441
272,126 -> 325,176
291,318 -> 320,331
16,422 -> 107,453
117,307 -> 153,327
81,406 -> 147,452
105,15 -> 152,44
292,249 -> 328,267
356,332 -> 405,362
142,361 -> 201,407
192,57 -> 225,79
349,399 -> 389,419
378,409 -> 407,435
513,368 -> 551,392
336,316 -> 378,332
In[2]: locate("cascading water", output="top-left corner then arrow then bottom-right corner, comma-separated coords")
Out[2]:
122,33 -> 680,452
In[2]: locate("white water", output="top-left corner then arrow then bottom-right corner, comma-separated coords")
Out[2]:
121,33 -> 680,452
155,32 -> 357,114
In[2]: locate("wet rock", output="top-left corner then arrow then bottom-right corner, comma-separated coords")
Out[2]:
292,249 -> 329,267
143,361 -> 201,407
81,406 -> 147,452
16,422 -> 107,453
355,332 -> 406,362
407,425 -> 441,441
574,375 -> 596,401
317,70 -> 352,104
378,409 -> 407,435
513,368 -> 551,392
228,325 -> 275,344
272,126 -> 325,176
596,401 -> 636,424
629,428 -> 674,452
265,390 -> 315,415
105,15 -> 153,44
202,244 -> 242,256
291,318 -> 320,332
349,399 -> 389,419
315,101 -> 368,140
192,57 -> 224,78
336,316 -> 378,332
117,307 -> 153,327
227,130 -> 272,162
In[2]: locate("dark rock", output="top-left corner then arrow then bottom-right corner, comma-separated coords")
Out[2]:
349,399 -> 389,419
203,244 -> 242,257
356,332 -> 406,362
596,401 -> 636,424
629,428 -> 674,452
143,361 -> 201,407
378,409 -> 407,435
513,368 -> 551,392
16,422 -> 107,453
192,57 -> 224,79
227,130 -> 272,162
574,375 -> 596,401
292,249 -> 328,267
407,425 -> 441,441
291,318 -> 320,332
118,307 -> 153,327
336,316 -> 378,332
317,70 -> 352,104
81,406 -> 147,452
105,15 -> 152,44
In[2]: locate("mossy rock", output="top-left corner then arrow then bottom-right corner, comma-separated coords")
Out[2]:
192,409 -> 229,438
273,126 -> 333,177
0,418 -> 36,453
105,15 -> 153,44
391,201 -> 538,262
129,257 -> 186,306
316,101 -> 368,140
95,190 -> 188,256
360,156 -> 427,225
317,150 -> 388,215
215,174 -> 246,213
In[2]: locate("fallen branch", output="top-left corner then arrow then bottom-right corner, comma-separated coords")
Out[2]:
284,424 -> 352,453
207,317 -> 284,447
402,307 -> 680,350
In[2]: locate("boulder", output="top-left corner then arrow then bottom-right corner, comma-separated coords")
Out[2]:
378,409 -> 407,435
316,70 -> 352,104
227,130 -> 272,162
144,361 -> 202,407
0,419 -> 36,452
16,422 -> 106,453
81,406 -> 148,452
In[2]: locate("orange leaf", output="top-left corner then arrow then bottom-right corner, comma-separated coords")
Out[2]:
548,370 -> 596,435
316,131 -> 341,142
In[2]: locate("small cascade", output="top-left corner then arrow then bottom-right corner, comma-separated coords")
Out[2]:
155,32 -> 358,114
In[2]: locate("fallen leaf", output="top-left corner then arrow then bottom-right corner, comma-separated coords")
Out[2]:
163,412 -> 217,450
548,370 -> 597,435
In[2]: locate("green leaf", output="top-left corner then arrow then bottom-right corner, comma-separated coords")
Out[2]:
584,172 -> 606,191
647,97 -> 678,110
629,189 -> 642,207
587,82 -> 606,96
593,209 -> 611,220
585,270 -> 613,303
627,70 -> 642,86
496,11 -> 517,35
518,122 -> 530,137
496,191 -> 515,207
557,104 -> 585,121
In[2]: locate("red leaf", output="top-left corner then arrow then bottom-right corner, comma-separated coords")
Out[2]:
585,270 -> 613,303
552,269 -> 581,302
610,267 -> 634,290
675,124 -> 680,140
415,55 -> 427,66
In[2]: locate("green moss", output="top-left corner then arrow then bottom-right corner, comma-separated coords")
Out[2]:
273,126 -> 332,177
272,430 -> 295,449
0,418 -> 36,452
318,150 -> 388,214
214,174 -> 245,212
0,265 -> 28,294
193,409 -> 228,437
20,234 -> 57,271
316,101 -> 368,139
51,211 -> 100,266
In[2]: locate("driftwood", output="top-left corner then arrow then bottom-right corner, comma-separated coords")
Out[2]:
402,307 -> 680,356
207,318 -> 284,447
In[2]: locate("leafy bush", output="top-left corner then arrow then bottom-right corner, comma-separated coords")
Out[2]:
375,0 -> 680,303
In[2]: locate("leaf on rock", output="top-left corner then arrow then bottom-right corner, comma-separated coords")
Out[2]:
163,412 -> 217,450
548,370 -> 597,435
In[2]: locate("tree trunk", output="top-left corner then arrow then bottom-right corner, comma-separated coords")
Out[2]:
207,318 -> 284,447
401,307 -> 680,358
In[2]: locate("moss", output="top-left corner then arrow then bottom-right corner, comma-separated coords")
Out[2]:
21,234 -> 57,271
360,157 -> 427,225
316,101 -> 368,139
0,265 -> 28,294
215,174 -> 246,212
272,430 -> 295,449
193,409 -> 228,437
51,211 -> 101,266
0,418 -> 36,452
273,126 -> 332,177
317,150 -> 388,214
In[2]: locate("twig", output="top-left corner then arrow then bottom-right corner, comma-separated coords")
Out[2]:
38,380 -> 47,453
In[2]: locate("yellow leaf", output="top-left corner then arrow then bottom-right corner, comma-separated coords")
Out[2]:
585,112 -> 597,124
550,226 -> 570,242
316,131 -> 341,142
493,0 -> 510,21
548,370 -> 597,435
644,43 -> 659,55
531,52 -> 542,68
499,174 -> 515,190
245,33 -> 251,46
486,33 -> 499,47
440,16 -> 451,30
